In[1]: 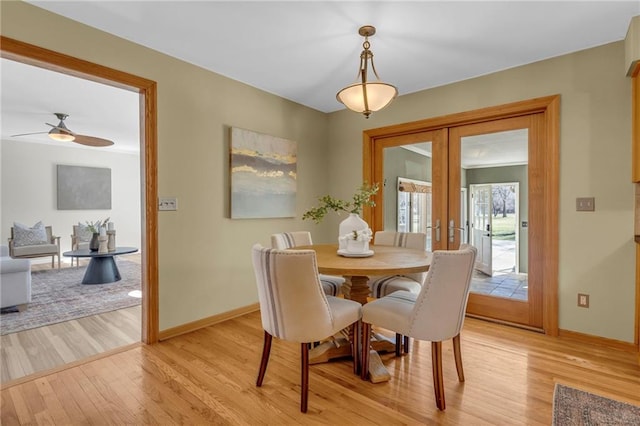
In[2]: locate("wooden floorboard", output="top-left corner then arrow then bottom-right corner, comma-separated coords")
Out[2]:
2,312 -> 639,424
1,254 -> 142,384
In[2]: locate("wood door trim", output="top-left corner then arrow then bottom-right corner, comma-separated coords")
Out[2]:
363,95 -> 559,335
1,36 -> 159,344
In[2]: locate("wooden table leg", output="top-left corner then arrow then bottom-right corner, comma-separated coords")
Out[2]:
308,274 -> 392,383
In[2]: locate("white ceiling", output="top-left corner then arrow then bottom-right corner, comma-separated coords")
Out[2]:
1,1 -> 638,154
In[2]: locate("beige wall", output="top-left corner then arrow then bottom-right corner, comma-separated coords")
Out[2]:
2,2 -> 637,342
328,41 -> 635,342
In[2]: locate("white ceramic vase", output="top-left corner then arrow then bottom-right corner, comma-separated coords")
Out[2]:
339,213 -> 370,252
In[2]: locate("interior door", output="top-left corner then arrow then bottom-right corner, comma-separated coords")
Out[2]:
470,184 -> 493,276
371,129 -> 448,251
448,114 -> 542,328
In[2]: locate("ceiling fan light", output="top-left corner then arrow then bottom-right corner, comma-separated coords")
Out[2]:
48,128 -> 75,142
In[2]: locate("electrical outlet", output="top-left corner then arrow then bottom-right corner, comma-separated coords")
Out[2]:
577,293 -> 589,308
158,197 -> 178,211
576,197 -> 595,212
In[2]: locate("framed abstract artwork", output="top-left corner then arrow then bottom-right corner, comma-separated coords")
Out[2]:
57,165 -> 112,210
230,127 -> 297,219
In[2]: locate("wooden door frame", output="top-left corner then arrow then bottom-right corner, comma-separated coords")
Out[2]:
1,36 -> 159,344
363,95 -> 560,335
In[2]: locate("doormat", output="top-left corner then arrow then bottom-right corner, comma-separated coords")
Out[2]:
552,383 -> 640,425
0,259 -> 141,335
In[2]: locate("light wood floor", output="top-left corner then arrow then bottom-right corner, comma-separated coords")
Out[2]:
1,254 -> 142,384
2,312 -> 639,425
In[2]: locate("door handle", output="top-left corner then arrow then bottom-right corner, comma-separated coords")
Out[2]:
426,219 -> 441,242
449,220 -> 465,243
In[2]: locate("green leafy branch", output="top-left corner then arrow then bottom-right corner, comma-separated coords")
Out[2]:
302,183 -> 379,224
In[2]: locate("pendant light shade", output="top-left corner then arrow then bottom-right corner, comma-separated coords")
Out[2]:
336,25 -> 397,118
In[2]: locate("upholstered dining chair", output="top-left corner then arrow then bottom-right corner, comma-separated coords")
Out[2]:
271,231 -> 346,297
368,231 -> 427,299
251,244 -> 362,413
360,244 -> 477,411
368,231 -> 428,353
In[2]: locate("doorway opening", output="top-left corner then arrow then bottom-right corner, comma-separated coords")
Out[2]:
469,182 -> 527,301
1,36 -> 158,384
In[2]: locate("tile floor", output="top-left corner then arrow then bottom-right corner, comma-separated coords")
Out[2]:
469,239 -> 528,300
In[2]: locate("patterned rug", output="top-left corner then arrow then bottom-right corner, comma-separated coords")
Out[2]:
553,383 -> 640,425
0,259 -> 141,335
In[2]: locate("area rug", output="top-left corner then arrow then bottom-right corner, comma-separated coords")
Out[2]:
553,383 -> 640,425
0,259 -> 141,335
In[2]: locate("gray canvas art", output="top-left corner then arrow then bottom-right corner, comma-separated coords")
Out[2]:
230,127 -> 297,219
57,165 -> 112,210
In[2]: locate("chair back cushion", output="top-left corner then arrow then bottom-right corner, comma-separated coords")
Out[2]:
408,244 -> 477,342
252,244 -> 335,342
12,222 -> 48,247
270,231 -> 313,249
374,231 -> 427,283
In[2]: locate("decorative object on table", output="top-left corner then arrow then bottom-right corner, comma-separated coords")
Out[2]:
57,165 -> 112,210
336,25 -> 397,119
98,235 -> 108,254
107,230 -> 116,252
230,127 -> 297,219
339,228 -> 373,255
85,218 -> 110,251
302,182 -> 379,251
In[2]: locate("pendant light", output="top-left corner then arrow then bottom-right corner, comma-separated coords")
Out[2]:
336,25 -> 398,118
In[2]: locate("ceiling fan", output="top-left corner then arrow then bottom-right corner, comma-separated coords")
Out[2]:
11,113 -> 114,147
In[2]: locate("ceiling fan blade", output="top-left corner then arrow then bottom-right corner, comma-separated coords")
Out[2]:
73,134 -> 114,147
10,131 -> 48,137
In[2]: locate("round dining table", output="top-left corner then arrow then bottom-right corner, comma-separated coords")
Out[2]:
296,243 -> 431,382
299,243 -> 431,304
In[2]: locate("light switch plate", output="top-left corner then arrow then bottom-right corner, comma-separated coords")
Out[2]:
158,197 -> 178,211
576,197 -> 595,212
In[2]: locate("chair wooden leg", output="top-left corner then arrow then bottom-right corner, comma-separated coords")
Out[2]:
431,341 -> 445,410
301,343 -> 309,413
403,335 -> 410,353
453,333 -> 465,382
361,322 -> 371,380
351,321 -> 360,375
256,331 -> 272,387
395,333 -> 402,356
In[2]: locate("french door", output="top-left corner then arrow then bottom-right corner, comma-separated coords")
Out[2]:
448,115 -> 542,328
364,97 -> 559,332
470,184 -> 493,276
